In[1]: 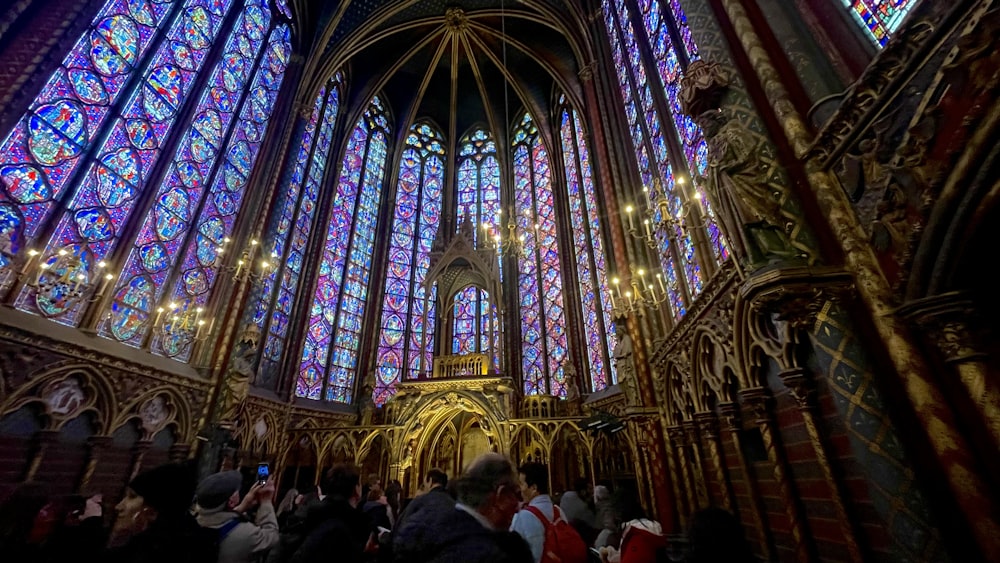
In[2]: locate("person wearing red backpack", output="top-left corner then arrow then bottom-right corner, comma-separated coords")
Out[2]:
510,462 -> 589,563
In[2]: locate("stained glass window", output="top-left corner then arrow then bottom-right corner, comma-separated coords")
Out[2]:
247,73 -> 342,388
297,95 -> 390,403
0,0 -> 177,282
602,0 -> 728,321
559,103 -> 617,391
372,122 -> 445,406
0,0 -> 293,360
513,113 -> 569,397
102,0 -> 281,349
9,0 -> 236,321
842,0 -> 916,47
456,128 -> 500,246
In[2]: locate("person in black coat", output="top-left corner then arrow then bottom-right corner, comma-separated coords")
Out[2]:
72,462 -> 217,563
392,453 -> 531,563
288,463 -> 372,563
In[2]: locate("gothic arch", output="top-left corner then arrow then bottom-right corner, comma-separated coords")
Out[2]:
2,362 -> 116,435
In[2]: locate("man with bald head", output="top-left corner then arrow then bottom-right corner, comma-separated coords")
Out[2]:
392,452 -> 532,563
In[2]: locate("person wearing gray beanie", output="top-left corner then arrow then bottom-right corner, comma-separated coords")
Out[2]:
195,469 -> 279,563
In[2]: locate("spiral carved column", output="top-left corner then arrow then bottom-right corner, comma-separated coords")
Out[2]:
741,387 -> 814,563
719,402 -> 774,560
663,428 -> 690,528
694,412 -> 734,511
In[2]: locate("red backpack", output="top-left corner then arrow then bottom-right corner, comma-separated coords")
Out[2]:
523,504 -> 589,563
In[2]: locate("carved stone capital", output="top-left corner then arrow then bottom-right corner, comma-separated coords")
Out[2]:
666,425 -> 687,445
679,60 -> 732,117
896,292 -> 986,363
717,402 -> 741,431
739,387 -> 773,424
693,412 -> 719,439
779,368 -> 816,409
741,266 -> 854,330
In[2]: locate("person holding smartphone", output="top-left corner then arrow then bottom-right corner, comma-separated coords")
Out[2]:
195,468 -> 280,563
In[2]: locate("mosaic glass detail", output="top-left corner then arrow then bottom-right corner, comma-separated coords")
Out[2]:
297,96 -> 390,403
157,23 -> 291,359
513,113 -> 568,397
456,128 -> 500,247
373,122 -> 445,406
603,0 -> 685,320
638,0 -> 727,265
259,78 -> 340,393
0,0 -> 175,278
105,1 -> 272,345
16,0 -> 235,323
560,105 -> 617,391
842,0 -> 916,47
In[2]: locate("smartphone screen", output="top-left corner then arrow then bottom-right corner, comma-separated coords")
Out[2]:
257,462 -> 269,484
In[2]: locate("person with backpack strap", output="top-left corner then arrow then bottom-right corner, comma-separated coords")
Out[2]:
195,470 -> 280,563
511,462 -> 589,563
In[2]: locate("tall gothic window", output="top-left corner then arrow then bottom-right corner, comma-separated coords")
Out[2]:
513,112 -> 569,397
453,127 -> 501,370
372,122 -> 445,406
558,100 -> 617,391
250,73 -> 342,389
602,0 -> 724,321
0,1 -> 292,355
297,95 -> 390,403
842,0 -> 917,47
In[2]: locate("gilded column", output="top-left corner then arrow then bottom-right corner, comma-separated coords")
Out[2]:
668,425 -> 699,514
741,387 -> 813,563
24,429 -> 59,482
663,425 -> 690,528
683,420 -> 710,507
725,0 -> 1000,550
781,369 -> 864,562
897,293 -> 1000,448
77,435 -> 111,491
694,411 -> 734,511
127,440 -> 152,482
718,402 -> 774,560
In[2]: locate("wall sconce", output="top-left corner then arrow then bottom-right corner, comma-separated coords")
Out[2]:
609,265 -> 668,317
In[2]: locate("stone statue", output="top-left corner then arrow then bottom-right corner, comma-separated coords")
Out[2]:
563,371 -> 582,417
613,334 -> 638,406
695,109 -> 804,266
219,325 -> 258,425
358,383 -> 375,426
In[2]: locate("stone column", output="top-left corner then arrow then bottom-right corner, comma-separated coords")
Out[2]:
77,435 -> 112,491
740,388 -> 813,563
781,369 -> 864,562
694,411 -> 734,511
667,425 -> 699,514
897,292 -> 1000,448
718,402 -> 774,560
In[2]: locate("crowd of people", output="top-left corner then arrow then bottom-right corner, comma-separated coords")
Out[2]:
0,453 -> 757,563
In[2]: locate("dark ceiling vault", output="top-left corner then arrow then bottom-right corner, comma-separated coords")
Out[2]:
294,0 -> 595,145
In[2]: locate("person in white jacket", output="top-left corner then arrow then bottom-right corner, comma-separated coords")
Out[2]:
196,470 -> 280,563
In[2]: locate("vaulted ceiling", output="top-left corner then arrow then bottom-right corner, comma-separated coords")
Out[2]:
293,0 -> 596,145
